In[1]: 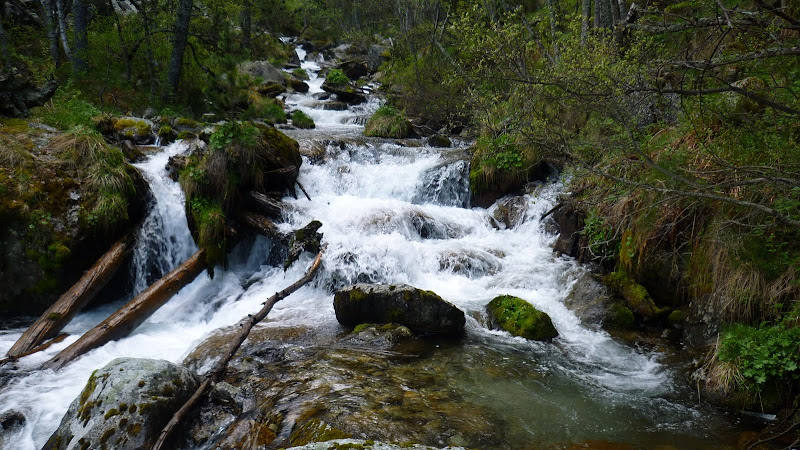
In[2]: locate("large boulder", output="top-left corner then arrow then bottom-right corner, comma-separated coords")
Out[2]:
336,59 -> 370,80
238,60 -> 287,86
333,284 -> 465,336
0,67 -> 57,117
485,295 -> 558,341
43,358 -> 200,450
321,80 -> 366,105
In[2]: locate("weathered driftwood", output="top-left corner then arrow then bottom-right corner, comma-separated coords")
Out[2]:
247,191 -> 285,218
237,210 -> 282,239
6,238 -> 130,359
152,246 -> 325,450
42,249 -> 207,371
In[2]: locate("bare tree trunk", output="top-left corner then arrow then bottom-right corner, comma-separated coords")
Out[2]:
73,0 -> 88,73
6,238 -> 129,359
581,0 -> 591,47
40,0 -> 60,66
152,247 -> 325,450
0,10 -> 8,68
609,0 -> 620,25
54,0 -> 72,63
546,0 -> 559,63
42,249 -> 207,371
241,0 -> 251,51
617,0 -> 627,20
166,0 -> 193,99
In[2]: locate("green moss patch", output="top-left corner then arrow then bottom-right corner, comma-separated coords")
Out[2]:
603,270 -> 663,319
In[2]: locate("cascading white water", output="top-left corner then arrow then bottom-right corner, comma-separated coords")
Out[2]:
131,141 -> 197,294
0,46 -> 737,449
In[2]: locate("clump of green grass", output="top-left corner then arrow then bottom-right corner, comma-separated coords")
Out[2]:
39,94 -> 101,131
364,104 -> 411,138
325,68 -> 349,85
291,110 -> 315,129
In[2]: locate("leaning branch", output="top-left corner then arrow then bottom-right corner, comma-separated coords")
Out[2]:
152,246 -> 326,450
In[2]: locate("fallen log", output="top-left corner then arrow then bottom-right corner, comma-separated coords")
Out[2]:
152,245 -> 326,450
6,237 -> 130,359
0,334 -> 68,366
42,249 -> 207,371
247,191 -> 285,218
237,210 -> 282,240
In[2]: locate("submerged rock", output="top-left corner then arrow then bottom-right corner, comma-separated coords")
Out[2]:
43,358 -> 199,450
334,284 -> 465,336
287,440 -> 465,450
486,295 -> 558,341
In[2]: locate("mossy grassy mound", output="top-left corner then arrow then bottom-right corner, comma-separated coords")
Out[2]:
291,110 -> 316,129
486,295 -> 558,341
364,105 -> 412,139
0,123 -> 146,314
179,122 -> 301,269
603,270 -> 664,320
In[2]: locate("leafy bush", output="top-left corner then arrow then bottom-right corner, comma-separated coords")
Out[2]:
326,68 -> 349,85
291,110 -> 315,129
718,323 -> 800,388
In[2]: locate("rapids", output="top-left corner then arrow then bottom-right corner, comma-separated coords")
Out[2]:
0,45 -> 745,449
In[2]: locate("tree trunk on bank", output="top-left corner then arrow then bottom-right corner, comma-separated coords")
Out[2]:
581,0 -> 591,47
166,0 -> 193,99
42,249 -> 207,371
152,247 -> 326,450
241,0 -> 251,52
0,10 -> 9,68
54,0 -> 72,63
73,0 -> 88,73
39,0 -> 60,66
6,238 -> 129,359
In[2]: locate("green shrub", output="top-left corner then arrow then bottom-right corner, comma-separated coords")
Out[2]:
364,105 -> 411,138
718,323 -> 800,388
291,110 -> 315,129
326,68 -> 349,85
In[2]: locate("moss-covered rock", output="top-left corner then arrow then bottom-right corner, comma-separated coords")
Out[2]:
603,302 -> 636,330
486,295 -> 558,341
603,270 -> 664,319
291,110 -> 316,129
290,418 -> 351,446
333,284 -> 465,336
43,358 -> 199,450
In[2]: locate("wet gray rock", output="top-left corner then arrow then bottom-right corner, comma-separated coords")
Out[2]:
321,80 -> 367,105
43,358 -> 199,450
563,272 -> 613,326
334,284 -> 465,336
428,134 -> 452,148
238,60 -> 287,86
490,196 -> 528,229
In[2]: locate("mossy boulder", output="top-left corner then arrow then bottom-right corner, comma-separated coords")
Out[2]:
321,78 -> 366,105
603,270 -> 664,320
108,117 -> 156,145
291,110 -> 316,129
333,284 -> 465,336
43,358 -> 199,450
603,302 -> 636,330
486,295 -> 558,341
237,60 -> 287,86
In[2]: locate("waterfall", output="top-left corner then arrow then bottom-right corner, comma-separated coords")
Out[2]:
0,45 -> 739,450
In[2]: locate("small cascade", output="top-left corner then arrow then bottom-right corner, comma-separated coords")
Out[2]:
130,141 -> 197,294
